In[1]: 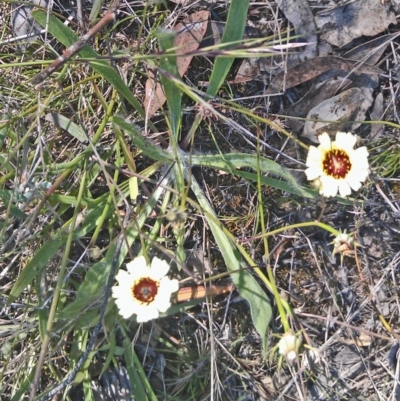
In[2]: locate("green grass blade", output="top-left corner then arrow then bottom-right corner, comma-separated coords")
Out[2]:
8,200 -> 113,303
89,0 -> 105,22
206,0 -> 250,98
45,113 -> 87,142
8,235 -> 66,304
112,116 -> 174,162
31,10 -> 147,119
123,335 -> 157,401
190,152 -> 311,197
9,369 -> 35,401
157,30 -> 182,139
190,174 -> 272,354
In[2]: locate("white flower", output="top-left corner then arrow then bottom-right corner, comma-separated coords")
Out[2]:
305,132 -> 369,198
331,230 -> 358,262
112,256 -> 179,322
278,331 -> 301,362
332,230 -> 354,256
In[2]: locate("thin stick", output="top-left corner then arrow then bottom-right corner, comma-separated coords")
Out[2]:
30,0 -> 120,85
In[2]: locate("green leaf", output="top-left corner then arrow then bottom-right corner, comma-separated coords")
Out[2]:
123,337 -> 151,401
31,10 -> 147,119
112,116 -> 174,163
157,29 -> 182,139
206,0 -> 250,97
122,332 -> 158,401
99,331 -> 116,377
190,152 -> 312,197
0,114 -> 10,145
8,235 -> 66,304
10,370 -> 35,401
0,189 -> 27,219
190,175 -> 272,354
45,113 -> 86,142
8,203 -> 111,303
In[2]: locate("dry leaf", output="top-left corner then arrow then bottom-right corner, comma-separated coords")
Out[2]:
143,68 -> 166,118
230,58 -> 260,84
343,33 -> 399,66
275,0 -> 317,62
315,0 -> 397,47
144,10 -> 209,118
174,11 -> 210,72
266,56 -> 382,94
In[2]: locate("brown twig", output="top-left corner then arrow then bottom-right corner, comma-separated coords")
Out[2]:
30,0 -> 121,86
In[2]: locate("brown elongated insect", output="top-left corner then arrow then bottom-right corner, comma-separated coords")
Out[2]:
30,0 -> 120,86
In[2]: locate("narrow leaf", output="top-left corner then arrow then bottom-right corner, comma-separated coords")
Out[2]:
9,203 -> 110,303
190,175 -> 271,354
206,0 -> 250,97
190,152 -> 311,197
9,236 -> 66,304
112,116 -> 173,163
45,113 -> 86,142
158,29 -> 182,138
31,10 -> 147,119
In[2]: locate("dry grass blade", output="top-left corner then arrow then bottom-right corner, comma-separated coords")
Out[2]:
1,0 -> 400,400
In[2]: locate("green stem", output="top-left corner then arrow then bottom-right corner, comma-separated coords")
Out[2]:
30,166 -> 88,400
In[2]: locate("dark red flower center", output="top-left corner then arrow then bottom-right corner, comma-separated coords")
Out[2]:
323,149 -> 351,179
132,277 -> 159,304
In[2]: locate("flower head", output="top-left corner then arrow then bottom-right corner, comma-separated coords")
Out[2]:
331,230 -> 359,263
305,132 -> 369,198
278,331 -> 302,362
112,256 -> 179,322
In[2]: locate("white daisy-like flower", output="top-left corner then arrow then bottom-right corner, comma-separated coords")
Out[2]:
112,256 -> 179,322
305,132 -> 369,198
278,331 -> 302,362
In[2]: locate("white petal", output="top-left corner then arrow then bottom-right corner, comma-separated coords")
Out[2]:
127,257 -> 152,280
154,278 -> 179,312
114,270 -> 131,286
305,166 -> 321,181
338,181 -> 352,197
118,308 -> 135,319
318,132 -> 332,149
348,179 -> 362,191
165,278 -> 179,293
114,300 -> 136,319
150,257 -> 170,280
155,299 -> 172,313
346,167 -> 368,185
335,132 -> 356,149
320,175 -> 339,197
112,284 -> 131,300
353,145 -> 369,158
126,256 -> 146,273
351,148 -> 369,169
136,304 -> 160,322
305,146 -> 322,165
345,172 -> 363,191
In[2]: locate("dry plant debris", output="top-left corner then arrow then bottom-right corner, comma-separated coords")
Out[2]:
144,10 -> 209,117
1,0 -> 400,400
